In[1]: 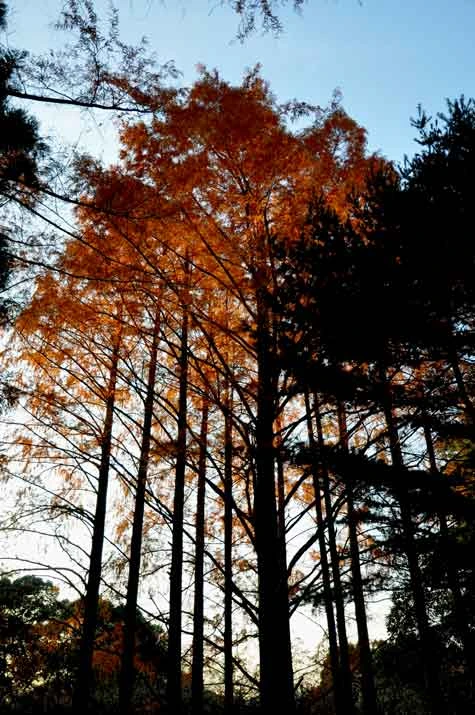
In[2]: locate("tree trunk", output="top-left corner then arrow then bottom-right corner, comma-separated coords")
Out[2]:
191,399 -> 209,715
274,418 -> 294,710
447,338 -> 475,425
119,304 -> 161,715
224,387 -> 234,714
254,289 -> 295,714
422,415 -> 475,695
379,364 -> 442,713
73,333 -> 121,712
304,391 -> 342,715
337,401 -> 378,715
166,299 -> 189,715
314,394 -> 355,714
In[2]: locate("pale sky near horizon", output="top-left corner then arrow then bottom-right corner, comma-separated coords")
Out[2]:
6,0 -> 475,166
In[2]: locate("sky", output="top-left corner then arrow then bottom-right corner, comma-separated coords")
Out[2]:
6,0 -> 475,166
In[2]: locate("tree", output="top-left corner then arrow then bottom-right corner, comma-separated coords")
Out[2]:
401,97 -> 475,425
5,255 -> 131,711
229,0 -> 306,38
0,4 -> 45,195
115,68 -> 375,713
3,1 -> 176,114
0,2 -> 47,326
0,574 -> 73,711
0,574 -> 168,713
119,300 -> 161,715
270,95 -> 475,712
191,398 -> 209,715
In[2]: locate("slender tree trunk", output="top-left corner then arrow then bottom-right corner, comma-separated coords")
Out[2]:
378,364 -> 442,713
447,339 -> 475,425
254,289 -> 295,714
337,401 -> 378,715
73,334 -> 121,713
275,441 -> 293,671
224,387 -> 234,714
274,418 -> 294,709
276,418 -> 286,548
119,305 -> 161,715
422,416 -> 475,694
314,395 -> 355,714
304,391 -> 342,715
191,399 -> 209,715
166,297 -> 189,715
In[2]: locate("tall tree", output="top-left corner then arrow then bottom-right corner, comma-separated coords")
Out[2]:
313,395 -> 354,714
119,298 -> 161,715
337,401 -> 378,715
69,310 -> 123,713
304,390 -> 342,714
166,265 -> 191,715
117,70 -> 375,711
191,397 -> 209,715
223,380 -> 235,714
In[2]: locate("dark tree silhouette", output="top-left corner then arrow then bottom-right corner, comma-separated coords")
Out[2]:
0,2 -> 46,323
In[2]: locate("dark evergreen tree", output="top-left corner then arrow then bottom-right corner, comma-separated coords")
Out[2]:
271,97 -> 475,712
0,1 -> 46,324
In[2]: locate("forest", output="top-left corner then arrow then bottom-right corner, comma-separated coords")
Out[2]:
0,1 -> 474,713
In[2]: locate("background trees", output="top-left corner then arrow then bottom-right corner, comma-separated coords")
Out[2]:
0,575 -> 167,714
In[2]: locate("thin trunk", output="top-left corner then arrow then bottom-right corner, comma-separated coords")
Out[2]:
224,388 -> 234,714
337,401 -> 378,715
422,417 -> 475,694
314,394 -> 355,714
254,289 -> 294,714
119,306 -> 161,715
74,334 -> 121,713
304,391 -> 342,715
191,399 -> 209,715
275,419 -> 294,710
276,422 -> 286,546
447,338 -> 475,425
166,299 -> 189,715
379,364 -> 442,713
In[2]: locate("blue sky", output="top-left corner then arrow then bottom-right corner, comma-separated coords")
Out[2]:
7,0 -> 475,166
